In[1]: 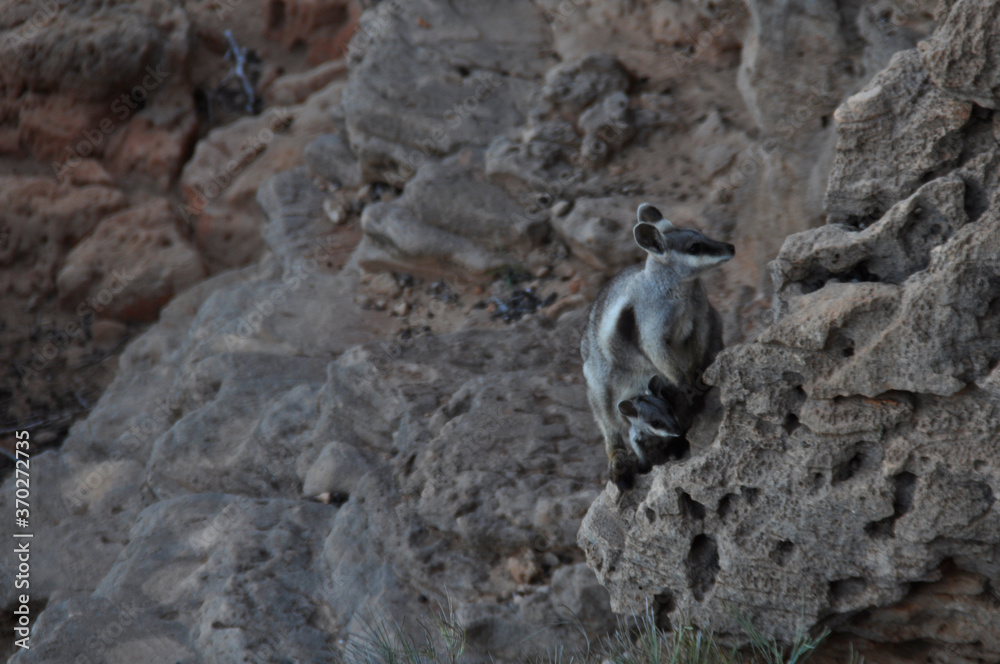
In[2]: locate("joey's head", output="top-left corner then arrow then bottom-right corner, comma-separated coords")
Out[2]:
618,375 -> 688,471
634,203 -> 734,278
618,375 -> 682,439
618,376 -> 681,472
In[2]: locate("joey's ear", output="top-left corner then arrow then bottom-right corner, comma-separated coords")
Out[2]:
649,375 -> 684,403
634,223 -> 666,255
618,400 -> 638,418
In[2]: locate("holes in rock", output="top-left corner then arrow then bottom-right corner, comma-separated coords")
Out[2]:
892,471 -> 917,515
864,471 -> 917,539
685,534 -> 720,601
782,413 -> 801,435
974,460 -> 987,472
455,65 -> 471,77
782,371 -> 805,386
652,591 -> 675,631
800,262 -> 881,295
645,507 -> 657,523
824,328 -> 856,359
832,449 -> 867,484
678,491 -> 706,520
740,486 -> 759,505
716,493 -> 736,519
455,500 -> 479,518
827,577 -> 868,609
769,539 -> 794,566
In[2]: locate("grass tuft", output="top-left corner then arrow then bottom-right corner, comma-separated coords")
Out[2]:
345,600 -> 842,664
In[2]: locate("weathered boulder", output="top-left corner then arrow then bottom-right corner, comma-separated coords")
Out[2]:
341,0 -> 551,178
0,175 -> 128,298
579,14 -> 1000,661
824,49 -> 972,224
355,154 -> 548,279
56,199 -> 207,323
921,0 -> 1000,109
0,0 -> 195,187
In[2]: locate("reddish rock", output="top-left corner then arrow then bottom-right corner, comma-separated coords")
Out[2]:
56,199 -> 206,322
0,176 -> 128,298
265,0 -> 361,64
180,82 -> 345,271
104,89 -> 200,191
0,0 -> 193,188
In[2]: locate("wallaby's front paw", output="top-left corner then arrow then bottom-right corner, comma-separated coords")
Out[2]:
609,450 -> 637,491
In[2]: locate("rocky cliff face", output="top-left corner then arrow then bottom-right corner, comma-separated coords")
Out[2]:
579,1 -> 1000,661
2,0 -> 994,662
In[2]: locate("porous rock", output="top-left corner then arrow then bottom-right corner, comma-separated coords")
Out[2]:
824,49 -> 972,224
921,0 -> 1000,109
579,18 -> 1000,660
342,0 -> 550,175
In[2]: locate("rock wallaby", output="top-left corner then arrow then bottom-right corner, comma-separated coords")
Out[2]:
581,203 -> 734,488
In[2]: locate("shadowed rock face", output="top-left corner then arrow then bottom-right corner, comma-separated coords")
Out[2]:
579,1 -> 1000,659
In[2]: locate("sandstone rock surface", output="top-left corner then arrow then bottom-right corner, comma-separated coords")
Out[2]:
56,199 -> 207,322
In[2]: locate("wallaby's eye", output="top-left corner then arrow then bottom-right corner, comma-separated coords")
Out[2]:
688,243 -> 706,255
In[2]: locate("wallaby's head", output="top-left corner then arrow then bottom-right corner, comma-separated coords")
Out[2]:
633,203 -> 735,277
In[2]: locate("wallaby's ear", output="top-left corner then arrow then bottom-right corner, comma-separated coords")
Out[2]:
637,203 -> 668,225
648,375 -> 667,395
637,203 -> 673,231
618,400 -> 638,418
634,223 -> 666,255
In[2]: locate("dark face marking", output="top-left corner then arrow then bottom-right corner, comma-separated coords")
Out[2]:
663,230 -> 735,259
616,304 -> 639,348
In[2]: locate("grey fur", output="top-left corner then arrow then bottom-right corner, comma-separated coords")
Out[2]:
581,203 -> 734,488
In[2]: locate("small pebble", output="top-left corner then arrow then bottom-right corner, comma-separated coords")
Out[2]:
323,197 -> 347,224
392,301 -> 410,317
550,200 -> 571,217
533,265 -> 551,278
369,273 -> 402,298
